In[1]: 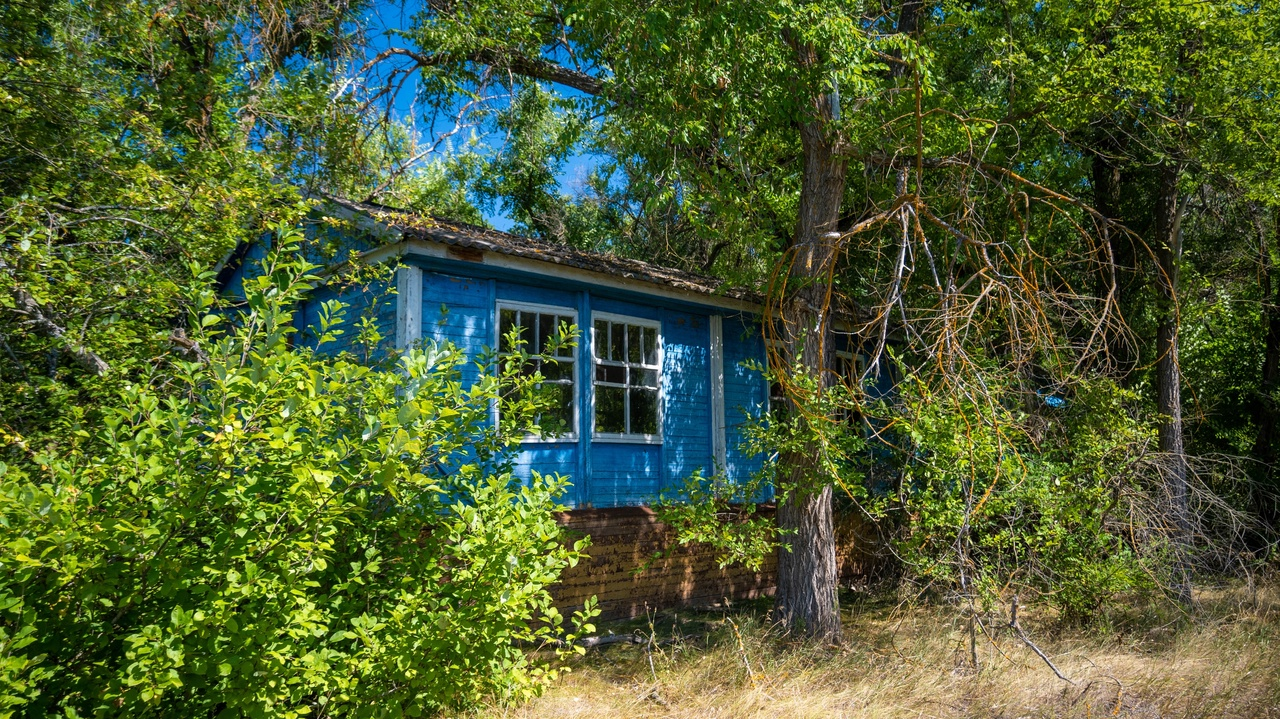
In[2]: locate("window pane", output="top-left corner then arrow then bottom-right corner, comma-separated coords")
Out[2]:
500,309 -> 517,353
537,313 -> 554,354
610,322 -> 625,361
636,368 -> 658,388
595,364 -> 625,384
557,316 -> 575,357
596,386 -> 626,433
643,327 -> 658,365
594,319 -> 608,359
627,324 -> 641,363
630,388 -> 658,435
542,359 -> 571,381
547,384 -> 574,432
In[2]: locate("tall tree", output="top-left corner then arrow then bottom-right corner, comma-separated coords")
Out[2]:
376,0 -> 1280,634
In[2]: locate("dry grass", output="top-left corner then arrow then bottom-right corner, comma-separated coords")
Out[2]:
482,583 -> 1280,718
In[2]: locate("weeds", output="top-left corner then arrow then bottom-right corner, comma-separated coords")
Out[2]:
482,583 -> 1280,718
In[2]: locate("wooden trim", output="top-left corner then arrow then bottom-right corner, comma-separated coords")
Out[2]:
395,265 -> 422,350
710,314 -> 727,471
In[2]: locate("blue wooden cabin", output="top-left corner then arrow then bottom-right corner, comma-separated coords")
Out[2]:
219,197 -> 886,510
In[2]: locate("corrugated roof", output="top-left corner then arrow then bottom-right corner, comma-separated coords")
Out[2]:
325,195 -> 762,305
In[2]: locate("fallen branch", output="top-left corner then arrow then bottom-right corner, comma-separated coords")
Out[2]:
1009,595 -> 1075,685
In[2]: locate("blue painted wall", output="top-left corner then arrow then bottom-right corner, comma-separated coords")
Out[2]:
723,314 -> 769,496
296,281 -> 396,359
222,225 -> 777,510
408,265 -> 753,509
659,309 -> 712,495
421,272 -> 493,387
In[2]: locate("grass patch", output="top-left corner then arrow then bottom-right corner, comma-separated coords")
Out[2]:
481,582 -> 1280,718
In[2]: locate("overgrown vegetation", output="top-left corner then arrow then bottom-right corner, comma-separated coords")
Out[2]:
4,0 -> 1280,715
0,229 -> 595,716
480,583 -> 1280,718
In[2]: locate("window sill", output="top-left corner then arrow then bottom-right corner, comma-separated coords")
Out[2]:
592,434 -> 663,445
519,434 -> 579,444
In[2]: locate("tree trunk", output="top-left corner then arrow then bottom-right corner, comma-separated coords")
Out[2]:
1153,160 -> 1192,603
774,118 -> 846,641
1252,213 -> 1280,531
1090,132 -> 1134,376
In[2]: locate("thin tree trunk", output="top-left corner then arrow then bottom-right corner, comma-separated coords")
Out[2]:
1153,160 -> 1192,603
1090,131 -> 1135,377
774,118 -> 846,642
1252,212 -> 1280,531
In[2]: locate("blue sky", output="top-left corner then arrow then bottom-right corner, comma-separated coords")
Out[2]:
361,1 -> 603,231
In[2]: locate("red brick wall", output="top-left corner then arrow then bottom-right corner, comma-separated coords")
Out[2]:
552,505 -> 879,620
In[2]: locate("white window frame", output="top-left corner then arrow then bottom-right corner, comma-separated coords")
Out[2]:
834,349 -> 867,388
765,336 -> 786,413
590,311 -> 663,444
495,300 -> 579,442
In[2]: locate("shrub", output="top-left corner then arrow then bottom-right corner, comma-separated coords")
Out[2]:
0,226 -> 594,717
886,374 -> 1157,618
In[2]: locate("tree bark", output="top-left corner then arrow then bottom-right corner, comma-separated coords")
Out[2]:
773,117 -> 846,642
1252,212 -> 1280,531
1153,160 -> 1192,603
1091,133 -> 1128,375
890,1 -> 922,78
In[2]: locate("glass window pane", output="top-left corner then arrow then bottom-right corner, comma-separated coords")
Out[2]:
596,386 -> 626,433
542,359 -> 571,382
595,364 -> 625,384
636,368 -> 658,388
643,327 -> 658,365
538,383 -> 573,434
500,309 -> 517,353
538,313 -> 555,355
552,384 -> 574,429
594,319 -> 608,359
627,324 -> 641,363
630,388 -> 658,435
610,322 -> 625,361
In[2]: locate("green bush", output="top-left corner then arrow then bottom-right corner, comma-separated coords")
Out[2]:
0,226 -> 594,717
887,374 -> 1157,619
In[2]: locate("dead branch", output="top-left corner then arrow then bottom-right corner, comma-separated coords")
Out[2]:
1008,595 -> 1075,684
10,289 -> 109,376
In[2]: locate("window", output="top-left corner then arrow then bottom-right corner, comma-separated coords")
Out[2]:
497,303 -> 577,437
834,350 -> 867,422
592,315 -> 660,440
834,350 -> 866,390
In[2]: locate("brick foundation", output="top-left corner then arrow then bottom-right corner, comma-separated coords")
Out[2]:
552,505 -> 880,620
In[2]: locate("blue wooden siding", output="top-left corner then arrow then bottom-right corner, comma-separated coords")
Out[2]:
723,315 -> 768,493
512,442 -> 578,484
411,269 -> 764,509
226,228 -> 781,510
296,280 -> 395,359
660,309 -> 713,496
588,444 -> 664,506
220,239 -> 270,302
420,272 -> 492,387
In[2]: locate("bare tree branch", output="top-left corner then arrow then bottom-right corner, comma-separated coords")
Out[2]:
363,46 -> 604,96
11,289 -> 110,376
